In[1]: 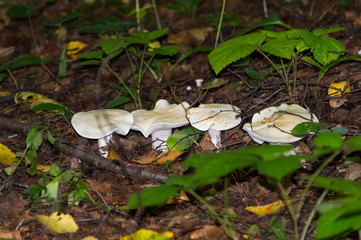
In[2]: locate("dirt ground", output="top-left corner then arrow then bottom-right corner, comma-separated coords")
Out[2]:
1,0 -> 361,239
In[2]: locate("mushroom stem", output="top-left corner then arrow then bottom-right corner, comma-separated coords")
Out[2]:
151,129 -> 172,151
208,128 -> 222,149
98,134 -> 112,158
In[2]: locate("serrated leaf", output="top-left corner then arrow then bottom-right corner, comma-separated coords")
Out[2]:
153,45 -> 180,56
209,32 -> 266,75
100,39 -> 126,55
79,50 -> 103,60
260,30 -> 286,39
259,39 -> 297,59
127,185 -> 180,209
312,27 -> 345,36
313,37 -> 345,65
166,128 -> 201,151
313,176 -> 361,196
26,126 -> 43,150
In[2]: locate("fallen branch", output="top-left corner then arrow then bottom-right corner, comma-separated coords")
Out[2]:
0,115 -> 167,182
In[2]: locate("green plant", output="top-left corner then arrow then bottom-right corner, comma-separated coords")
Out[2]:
167,0 -> 205,19
25,163 -> 90,211
208,27 -> 349,97
126,121 -> 361,239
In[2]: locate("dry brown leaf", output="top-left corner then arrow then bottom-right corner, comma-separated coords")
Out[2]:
0,231 -> 22,240
166,190 -> 189,204
345,163 -> 361,182
133,150 -> 184,164
329,98 -> 347,108
190,225 -> 227,240
168,27 -> 213,46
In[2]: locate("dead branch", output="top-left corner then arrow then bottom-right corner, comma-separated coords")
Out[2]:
0,115 -> 167,182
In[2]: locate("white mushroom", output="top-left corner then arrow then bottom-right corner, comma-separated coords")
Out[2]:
131,99 -> 190,151
71,109 -> 133,157
188,104 -> 241,149
243,104 -> 319,144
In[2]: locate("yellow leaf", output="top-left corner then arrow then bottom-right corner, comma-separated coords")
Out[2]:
14,91 -> 65,112
156,150 -> 184,164
0,143 -> 16,166
166,190 -> 189,204
36,212 -> 79,234
133,150 -> 183,164
37,165 -> 51,172
245,200 -> 284,218
81,237 -> 99,240
67,41 -> 88,59
107,148 -> 121,161
148,41 -> 161,51
0,91 -> 12,97
328,81 -> 350,97
119,229 -> 173,240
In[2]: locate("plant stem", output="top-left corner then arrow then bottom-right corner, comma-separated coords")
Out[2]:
214,0 -> 226,48
136,0 -> 141,31
152,0 -> 162,30
300,190 -> 328,240
188,189 -> 237,240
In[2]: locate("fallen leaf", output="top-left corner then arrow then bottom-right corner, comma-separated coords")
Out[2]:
328,81 -> 350,97
0,231 -> 21,240
148,41 -> 161,51
166,190 -> 189,204
0,143 -> 16,166
81,236 -> 99,240
67,41 -> 88,59
245,200 -> 284,218
14,91 -> 67,113
36,212 -> 79,234
119,229 -> 173,240
329,98 -> 347,108
167,27 -> 213,46
37,165 -> 51,172
0,91 -> 12,97
133,150 -> 184,164
190,225 -> 226,240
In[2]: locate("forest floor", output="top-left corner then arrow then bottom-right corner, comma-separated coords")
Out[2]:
1,0 -> 361,239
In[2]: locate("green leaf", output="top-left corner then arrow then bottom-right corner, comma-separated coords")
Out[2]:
0,73 -> 5,83
260,30 -> 286,39
241,145 -> 293,161
312,27 -> 345,36
153,45 -> 180,56
131,27 -> 169,41
313,177 -> 361,196
314,132 -> 343,150
26,126 -> 43,150
238,15 -> 291,36
345,135 -> 361,151
26,149 -> 38,176
58,46 -> 67,78
127,185 -> 180,209
47,130 -> 55,145
31,103 -> 70,117
49,164 -> 62,177
7,4 -> 36,18
257,155 -> 302,181
178,46 -> 212,63
0,55 -> 43,72
291,122 -> 325,137
202,78 -> 228,89
318,56 -> 361,81
330,127 -> 349,135
105,96 -> 129,109
259,39 -> 297,59
76,59 -> 102,66
166,128 -> 201,151
59,12 -> 79,24
302,56 -> 323,69
244,66 -> 260,80
316,198 -> 361,239
165,175 -> 203,190
209,32 -> 266,75
100,39 -> 126,55
79,50 -> 103,60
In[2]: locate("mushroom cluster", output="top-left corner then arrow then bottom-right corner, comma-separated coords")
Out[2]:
71,100 -> 319,157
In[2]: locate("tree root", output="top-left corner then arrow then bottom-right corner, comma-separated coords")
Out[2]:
0,115 -> 167,182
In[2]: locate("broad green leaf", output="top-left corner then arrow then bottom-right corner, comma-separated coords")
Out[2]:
31,103 -> 70,117
238,15 -> 291,36
259,39 -> 297,59
7,4 -> 36,18
260,30 -> 286,39
313,177 -> 361,196
0,73 -> 5,83
301,56 -> 323,69
318,56 -> 361,81
316,198 -> 361,239
0,55 -> 44,72
79,50 -> 103,60
314,132 -> 343,150
26,148 -> 38,176
244,66 -> 260,80
312,27 -> 345,36
100,39 -> 126,55
345,135 -> 361,151
312,37 -> 345,65
241,145 -> 293,161
105,96 -> 129,109
330,127 -> 349,135
209,32 -> 266,75
59,12 -> 79,24
76,59 -> 102,66
126,28 -> 169,44
166,128 -> 201,151
153,45 -> 180,56
127,185 -> 180,209
178,46 -> 212,63
291,122 -> 325,137
26,126 -> 43,150
165,175 -> 210,190
49,164 -> 62,177
257,155 -> 302,181
79,21 -> 137,35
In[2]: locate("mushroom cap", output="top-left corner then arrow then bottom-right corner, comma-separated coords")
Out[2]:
71,109 -> 133,139
188,104 -> 241,131
243,104 -> 319,144
131,99 -> 190,138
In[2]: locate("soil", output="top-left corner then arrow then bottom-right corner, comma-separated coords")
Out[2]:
1,0 -> 361,239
